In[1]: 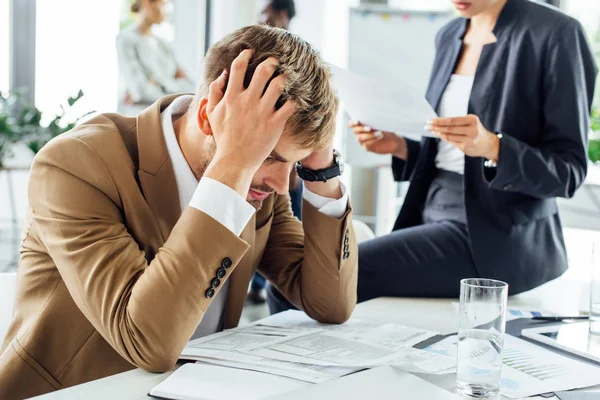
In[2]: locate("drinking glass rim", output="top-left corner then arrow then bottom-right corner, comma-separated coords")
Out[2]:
460,278 -> 508,289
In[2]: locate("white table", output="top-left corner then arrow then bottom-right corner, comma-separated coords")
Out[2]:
32,280 -> 600,400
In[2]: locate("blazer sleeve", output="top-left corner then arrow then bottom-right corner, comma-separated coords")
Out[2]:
257,194 -> 358,324
487,19 -> 598,199
29,136 -> 250,373
391,138 -> 421,182
116,34 -> 166,103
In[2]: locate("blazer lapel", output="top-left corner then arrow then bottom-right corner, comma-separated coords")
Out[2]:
426,21 -> 466,114
222,215 -> 256,329
137,95 -> 183,242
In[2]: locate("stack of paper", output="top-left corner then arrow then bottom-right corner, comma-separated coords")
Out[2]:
180,311 -> 456,383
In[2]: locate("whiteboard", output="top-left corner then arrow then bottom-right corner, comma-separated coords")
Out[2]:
344,6 -> 453,166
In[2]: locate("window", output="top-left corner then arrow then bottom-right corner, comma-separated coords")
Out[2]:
35,0 -> 121,122
0,0 -> 9,93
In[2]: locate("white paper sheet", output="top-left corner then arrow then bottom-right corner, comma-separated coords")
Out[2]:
329,64 -> 437,141
239,324 -> 437,367
149,363 -> 308,400
423,334 -> 600,398
194,358 -> 360,384
389,347 -> 456,375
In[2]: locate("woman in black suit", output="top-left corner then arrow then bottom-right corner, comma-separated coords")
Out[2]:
265,0 -> 597,315
351,0 -> 597,301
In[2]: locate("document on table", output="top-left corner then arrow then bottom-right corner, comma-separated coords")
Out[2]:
329,64 -> 437,141
424,334 -> 600,398
181,311 -> 453,383
240,324 -> 438,366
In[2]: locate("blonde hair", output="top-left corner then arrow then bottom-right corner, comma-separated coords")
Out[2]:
198,25 -> 338,150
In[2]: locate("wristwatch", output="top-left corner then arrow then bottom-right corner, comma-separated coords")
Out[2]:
295,149 -> 345,182
484,133 -> 503,168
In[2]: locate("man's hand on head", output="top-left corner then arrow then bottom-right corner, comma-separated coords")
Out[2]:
202,49 -> 296,198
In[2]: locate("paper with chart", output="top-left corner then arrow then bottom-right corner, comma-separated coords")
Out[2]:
181,311 -> 454,383
424,334 -> 600,398
329,64 -> 437,141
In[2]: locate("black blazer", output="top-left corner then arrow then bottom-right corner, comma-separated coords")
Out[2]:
391,0 -> 598,294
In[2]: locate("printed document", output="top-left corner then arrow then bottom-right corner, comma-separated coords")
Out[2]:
329,64 -> 437,141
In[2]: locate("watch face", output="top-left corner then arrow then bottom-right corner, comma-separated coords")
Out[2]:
334,149 -> 345,175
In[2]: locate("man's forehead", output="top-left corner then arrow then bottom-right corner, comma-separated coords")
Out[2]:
272,134 -> 313,162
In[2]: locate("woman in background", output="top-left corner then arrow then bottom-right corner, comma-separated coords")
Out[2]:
116,0 -> 194,115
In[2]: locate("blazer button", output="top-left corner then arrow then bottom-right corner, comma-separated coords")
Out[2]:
211,278 -> 221,288
343,244 -> 349,253
344,236 -> 349,245
216,267 -> 226,279
343,251 -> 350,260
503,183 -> 513,191
222,257 -> 233,269
205,288 -> 215,299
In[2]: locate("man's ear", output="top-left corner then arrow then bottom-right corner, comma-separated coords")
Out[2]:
196,97 -> 213,137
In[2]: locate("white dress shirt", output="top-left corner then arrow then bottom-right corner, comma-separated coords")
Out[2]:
434,74 -> 475,175
161,95 -> 349,338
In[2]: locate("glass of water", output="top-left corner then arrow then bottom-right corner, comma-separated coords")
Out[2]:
456,278 -> 508,399
591,245 -> 600,334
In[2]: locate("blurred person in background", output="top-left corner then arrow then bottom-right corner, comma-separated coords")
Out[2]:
116,0 -> 195,116
248,0 -> 297,305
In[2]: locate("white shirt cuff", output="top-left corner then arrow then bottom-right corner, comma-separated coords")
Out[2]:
189,177 -> 255,236
302,182 -> 349,219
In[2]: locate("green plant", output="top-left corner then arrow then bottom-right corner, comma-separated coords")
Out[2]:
589,108 -> 600,163
0,89 -> 93,166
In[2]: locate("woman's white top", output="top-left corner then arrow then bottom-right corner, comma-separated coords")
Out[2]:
116,25 -> 195,115
434,74 -> 475,175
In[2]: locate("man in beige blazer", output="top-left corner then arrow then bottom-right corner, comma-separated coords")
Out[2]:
0,25 -> 357,399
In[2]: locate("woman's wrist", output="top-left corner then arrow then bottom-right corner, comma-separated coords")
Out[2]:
485,132 -> 501,162
393,136 -> 408,160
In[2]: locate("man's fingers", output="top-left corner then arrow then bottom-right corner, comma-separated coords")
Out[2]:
249,57 -> 280,97
262,74 -> 286,111
207,69 -> 228,112
227,49 -> 254,95
274,99 -> 296,124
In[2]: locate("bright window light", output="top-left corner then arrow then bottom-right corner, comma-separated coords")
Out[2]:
35,0 -> 121,123
0,0 -> 9,93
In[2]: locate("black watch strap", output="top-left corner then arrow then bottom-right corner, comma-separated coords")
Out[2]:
296,163 -> 341,182
295,150 -> 344,182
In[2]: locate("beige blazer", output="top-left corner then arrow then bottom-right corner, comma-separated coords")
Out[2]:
0,95 -> 358,399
